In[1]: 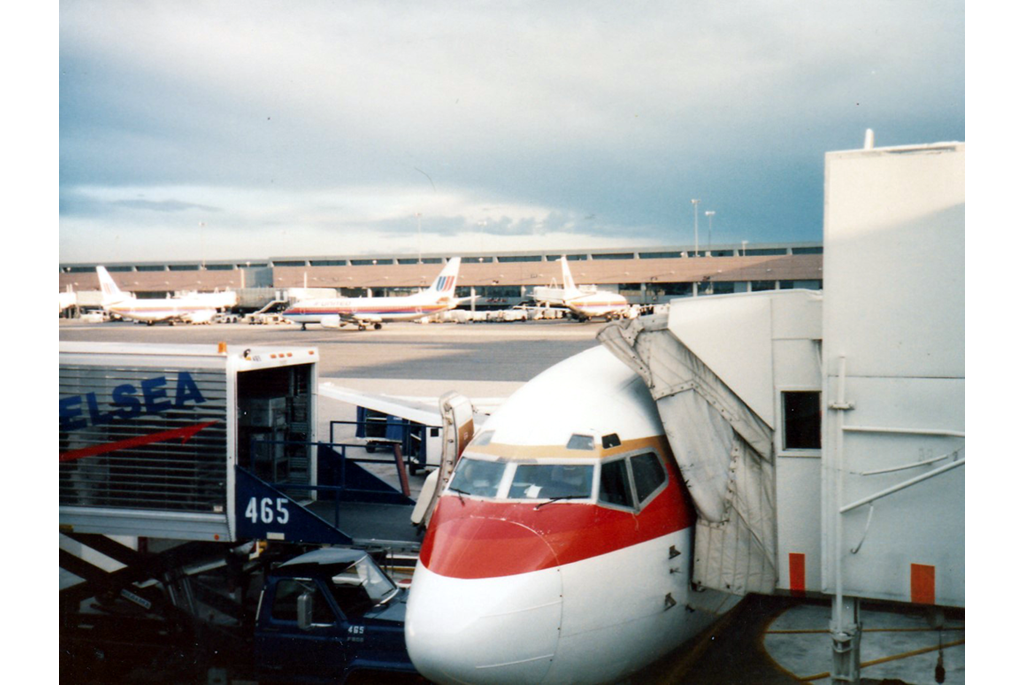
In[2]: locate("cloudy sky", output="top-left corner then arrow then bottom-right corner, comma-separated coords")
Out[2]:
58,0 -> 964,264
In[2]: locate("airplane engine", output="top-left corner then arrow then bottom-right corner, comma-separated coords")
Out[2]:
405,346 -> 736,684
319,314 -> 343,329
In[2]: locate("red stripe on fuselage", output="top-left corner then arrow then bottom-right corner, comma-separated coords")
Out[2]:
421,463 -> 695,579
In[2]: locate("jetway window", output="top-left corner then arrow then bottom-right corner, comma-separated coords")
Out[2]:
783,391 -> 822,450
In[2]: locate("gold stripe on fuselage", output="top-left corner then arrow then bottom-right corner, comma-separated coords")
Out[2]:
463,435 -> 670,461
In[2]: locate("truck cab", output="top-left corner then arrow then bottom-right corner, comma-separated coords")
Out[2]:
254,548 -> 418,684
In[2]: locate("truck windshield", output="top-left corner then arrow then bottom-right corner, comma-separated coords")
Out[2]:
330,554 -> 398,613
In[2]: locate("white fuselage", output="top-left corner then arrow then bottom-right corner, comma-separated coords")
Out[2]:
404,346 -> 739,684
407,528 -> 735,684
105,297 -> 218,324
564,291 -> 630,319
282,291 -> 454,326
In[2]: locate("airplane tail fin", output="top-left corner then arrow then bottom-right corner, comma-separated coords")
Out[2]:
560,257 -> 580,294
96,266 -> 128,304
427,257 -> 461,297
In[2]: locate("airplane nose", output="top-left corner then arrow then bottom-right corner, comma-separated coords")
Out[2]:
405,521 -> 563,684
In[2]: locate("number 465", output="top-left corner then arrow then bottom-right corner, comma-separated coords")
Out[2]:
245,496 -> 290,525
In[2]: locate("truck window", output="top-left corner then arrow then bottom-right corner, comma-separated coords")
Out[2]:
599,459 -> 634,509
329,555 -> 399,616
271,578 -> 335,625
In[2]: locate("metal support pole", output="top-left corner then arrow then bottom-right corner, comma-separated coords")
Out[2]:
830,597 -> 862,684
829,356 -> 861,684
691,199 -> 700,254
392,444 -> 411,497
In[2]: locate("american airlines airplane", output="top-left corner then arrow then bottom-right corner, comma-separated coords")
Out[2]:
95,266 -> 223,325
404,345 -> 739,684
558,257 -> 630,320
283,257 -> 463,330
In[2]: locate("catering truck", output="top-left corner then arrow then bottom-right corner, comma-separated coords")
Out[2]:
60,342 -> 423,682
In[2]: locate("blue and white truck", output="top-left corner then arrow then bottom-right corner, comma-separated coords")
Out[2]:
60,341 -> 423,683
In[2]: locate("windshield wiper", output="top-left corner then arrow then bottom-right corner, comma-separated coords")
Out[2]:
534,495 -> 588,510
449,487 -> 469,504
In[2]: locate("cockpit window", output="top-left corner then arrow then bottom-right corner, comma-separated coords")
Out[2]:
597,452 -> 667,510
599,458 -> 634,508
448,457 -> 506,498
566,434 -> 595,450
508,464 -> 594,500
469,430 -> 494,448
631,452 -> 667,504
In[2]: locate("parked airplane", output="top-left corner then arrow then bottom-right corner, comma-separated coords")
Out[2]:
556,256 -> 630,320
404,345 -> 739,684
283,257 -> 464,330
96,266 -> 222,325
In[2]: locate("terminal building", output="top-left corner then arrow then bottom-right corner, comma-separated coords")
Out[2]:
59,241 -> 823,311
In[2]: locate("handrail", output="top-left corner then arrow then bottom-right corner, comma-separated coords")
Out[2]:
843,425 -> 964,438
248,436 -> 411,498
860,446 -> 964,476
840,459 -> 965,514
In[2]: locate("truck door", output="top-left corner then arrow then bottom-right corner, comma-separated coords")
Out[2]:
256,577 -> 348,682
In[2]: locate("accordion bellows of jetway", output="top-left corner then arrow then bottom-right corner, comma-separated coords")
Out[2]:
600,289 -> 822,596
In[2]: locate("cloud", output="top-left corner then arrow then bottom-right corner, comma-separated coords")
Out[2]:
111,199 -> 221,213
59,0 -> 964,263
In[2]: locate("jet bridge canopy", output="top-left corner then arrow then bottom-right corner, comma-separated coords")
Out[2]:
599,290 -> 823,596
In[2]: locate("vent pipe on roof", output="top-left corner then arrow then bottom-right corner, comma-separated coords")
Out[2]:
864,129 -> 875,150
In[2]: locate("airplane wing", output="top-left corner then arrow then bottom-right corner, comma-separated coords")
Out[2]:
319,383 -> 506,429
320,384 -> 445,426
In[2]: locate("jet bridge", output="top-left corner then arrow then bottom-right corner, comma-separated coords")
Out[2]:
599,140 -> 964,684
599,289 -> 823,597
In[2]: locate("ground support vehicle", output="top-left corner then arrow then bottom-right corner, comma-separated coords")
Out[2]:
60,342 -> 423,683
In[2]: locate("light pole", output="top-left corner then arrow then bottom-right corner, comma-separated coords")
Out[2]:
691,199 -> 700,254
416,213 -> 423,264
705,211 -> 715,252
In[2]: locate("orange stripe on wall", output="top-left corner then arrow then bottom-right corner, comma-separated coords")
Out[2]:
910,563 -> 935,604
789,553 -> 806,596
